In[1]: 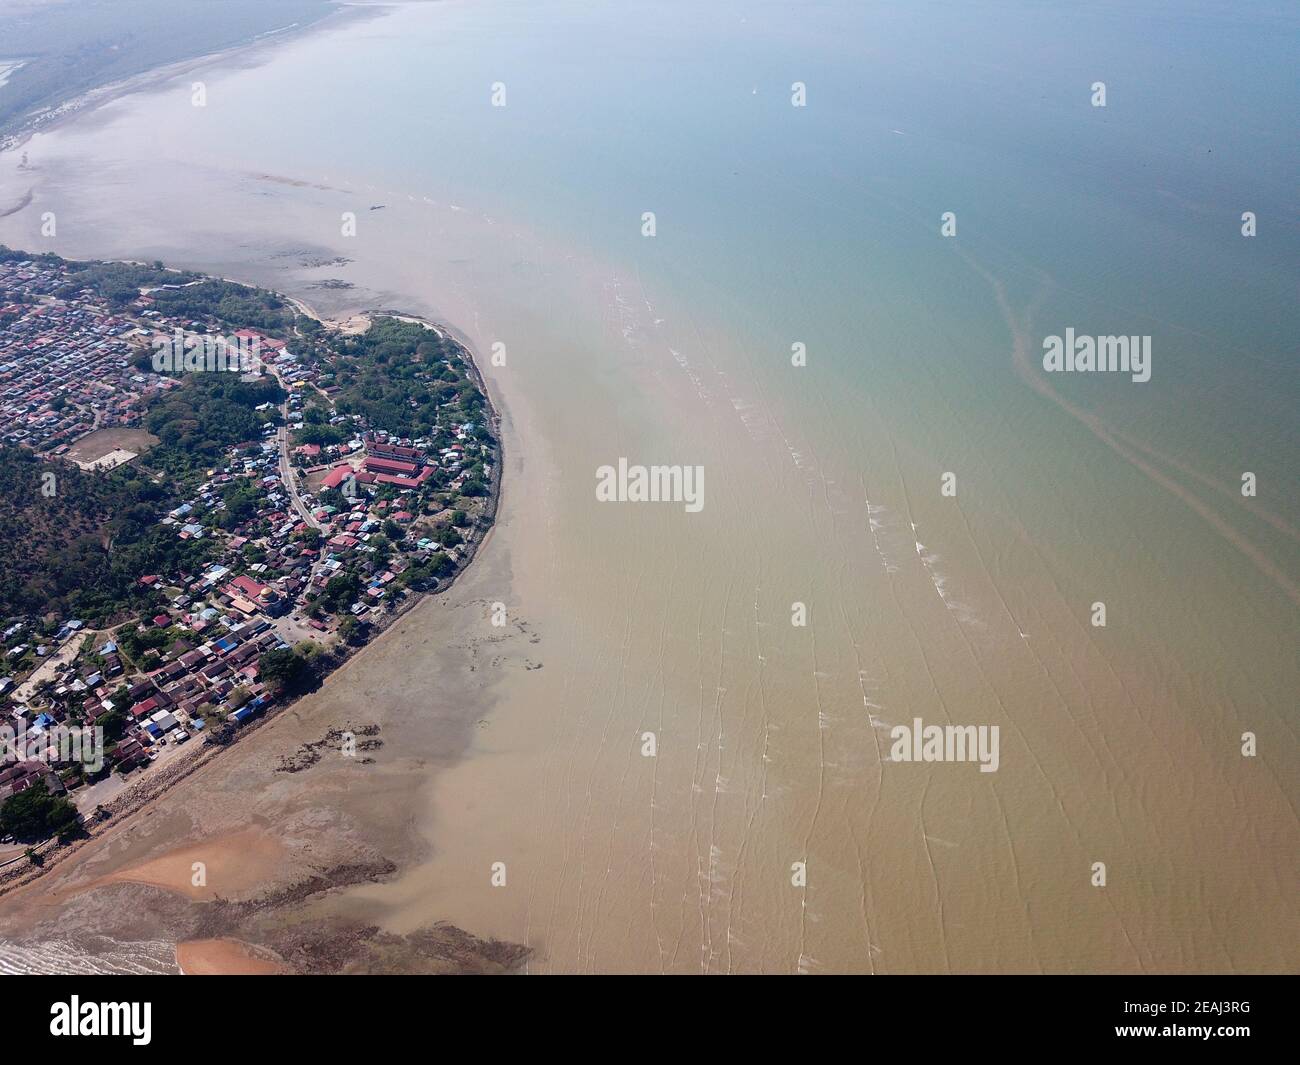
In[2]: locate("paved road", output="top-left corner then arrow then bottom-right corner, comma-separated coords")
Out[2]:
71,736 -> 196,815
270,368 -> 321,531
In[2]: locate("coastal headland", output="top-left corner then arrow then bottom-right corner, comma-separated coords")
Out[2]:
0,249 -> 522,973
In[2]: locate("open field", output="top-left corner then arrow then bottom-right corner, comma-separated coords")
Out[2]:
64,426 -> 158,469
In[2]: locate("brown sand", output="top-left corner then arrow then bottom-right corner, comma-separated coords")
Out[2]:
79,828 -> 287,902
176,938 -> 287,975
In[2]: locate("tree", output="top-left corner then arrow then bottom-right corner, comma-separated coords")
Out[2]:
338,615 -> 363,645
295,423 -> 347,447
97,708 -> 128,744
321,572 -> 360,613
295,640 -> 323,662
0,782 -> 80,843
258,647 -> 307,695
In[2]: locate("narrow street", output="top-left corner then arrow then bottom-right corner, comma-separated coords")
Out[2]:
269,367 -> 321,532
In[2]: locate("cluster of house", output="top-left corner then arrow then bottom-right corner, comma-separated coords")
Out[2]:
0,607 -> 290,808
109,618 -> 283,738
0,758 -> 66,806
0,421 -> 448,809
152,435 -> 440,626
2,262 -> 497,821
0,259 -> 166,455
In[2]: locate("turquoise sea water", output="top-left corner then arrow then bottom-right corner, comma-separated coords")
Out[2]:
195,0 -> 1300,529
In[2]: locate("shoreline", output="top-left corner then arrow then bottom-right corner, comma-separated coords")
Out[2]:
175,937 -> 287,975
0,259 -> 505,904
0,1 -> 378,155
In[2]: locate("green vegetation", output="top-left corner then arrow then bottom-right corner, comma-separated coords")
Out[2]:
0,245 -> 193,306
0,448 -> 209,623
307,317 -> 490,441
337,615 -> 364,645
319,572 -> 360,614
147,280 -> 293,336
58,261 -> 195,307
258,646 -> 316,696
141,374 -> 282,473
398,553 -> 454,590
97,709 -> 129,745
116,622 -> 195,664
215,480 -> 266,531
293,423 -> 349,448
0,781 -> 80,844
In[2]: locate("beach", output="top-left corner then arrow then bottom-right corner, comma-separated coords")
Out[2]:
0,0 -> 1295,974
0,541 -> 535,972
176,938 -> 287,975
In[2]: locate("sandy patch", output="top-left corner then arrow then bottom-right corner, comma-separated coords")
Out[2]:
12,630 -> 92,702
74,447 -> 137,470
85,827 -> 286,901
336,313 -> 372,335
176,938 -> 286,975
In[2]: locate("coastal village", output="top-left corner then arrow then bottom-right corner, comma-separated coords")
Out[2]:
0,248 -> 497,859
0,254 -> 168,458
